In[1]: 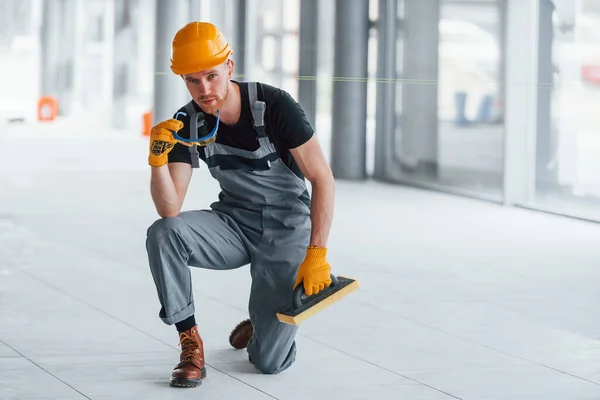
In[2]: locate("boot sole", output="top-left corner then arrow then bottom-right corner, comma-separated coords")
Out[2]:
169,367 -> 207,388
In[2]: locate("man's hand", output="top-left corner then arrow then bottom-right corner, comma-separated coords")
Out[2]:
294,246 -> 332,296
148,119 -> 189,167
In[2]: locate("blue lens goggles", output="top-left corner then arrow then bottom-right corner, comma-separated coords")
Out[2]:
172,109 -> 220,145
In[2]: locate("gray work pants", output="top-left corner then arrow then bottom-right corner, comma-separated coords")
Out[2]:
146,205 -> 310,374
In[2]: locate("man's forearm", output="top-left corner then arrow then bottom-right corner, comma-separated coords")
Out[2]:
150,165 -> 183,218
308,176 -> 335,247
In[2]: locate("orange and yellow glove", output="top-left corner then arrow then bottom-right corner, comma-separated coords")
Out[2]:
148,118 -> 188,167
294,246 -> 332,296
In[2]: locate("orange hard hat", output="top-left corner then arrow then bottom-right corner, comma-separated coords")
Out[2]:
170,22 -> 233,75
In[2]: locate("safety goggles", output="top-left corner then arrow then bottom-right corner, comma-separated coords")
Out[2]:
172,109 -> 220,146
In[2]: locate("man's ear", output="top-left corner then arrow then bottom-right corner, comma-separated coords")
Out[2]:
226,59 -> 235,77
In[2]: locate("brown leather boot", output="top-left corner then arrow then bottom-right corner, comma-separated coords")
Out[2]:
170,326 -> 206,388
229,319 -> 253,349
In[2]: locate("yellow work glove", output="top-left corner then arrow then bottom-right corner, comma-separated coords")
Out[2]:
148,118 -> 188,167
294,246 -> 332,296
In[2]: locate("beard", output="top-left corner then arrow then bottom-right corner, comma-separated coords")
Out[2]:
195,83 -> 229,115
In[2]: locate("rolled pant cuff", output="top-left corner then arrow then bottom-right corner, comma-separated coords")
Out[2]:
160,302 -> 195,325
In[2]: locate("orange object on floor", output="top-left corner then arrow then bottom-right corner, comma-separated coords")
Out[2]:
37,96 -> 58,122
142,111 -> 152,136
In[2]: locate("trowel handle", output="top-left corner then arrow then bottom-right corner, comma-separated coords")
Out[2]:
293,274 -> 339,308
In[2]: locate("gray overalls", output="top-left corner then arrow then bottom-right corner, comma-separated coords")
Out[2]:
146,82 -> 311,374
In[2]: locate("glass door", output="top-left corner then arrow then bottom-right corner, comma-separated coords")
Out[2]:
375,0 -> 507,201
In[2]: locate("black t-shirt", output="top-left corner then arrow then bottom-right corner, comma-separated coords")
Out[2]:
168,81 -> 314,180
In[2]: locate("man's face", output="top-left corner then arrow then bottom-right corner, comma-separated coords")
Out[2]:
182,60 -> 233,114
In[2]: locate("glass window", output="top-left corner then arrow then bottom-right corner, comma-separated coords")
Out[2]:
380,0 -> 506,199
435,1 -> 504,198
532,0 -> 600,220
246,0 -> 300,98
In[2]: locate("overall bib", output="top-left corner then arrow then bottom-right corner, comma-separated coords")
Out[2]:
146,82 -> 311,374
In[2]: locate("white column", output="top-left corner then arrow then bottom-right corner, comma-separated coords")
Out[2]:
401,0 -> 439,176
71,0 -> 86,115
101,0 -> 115,121
242,0 -> 258,81
30,0 -> 44,122
502,0 -> 540,205
153,0 -> 188,123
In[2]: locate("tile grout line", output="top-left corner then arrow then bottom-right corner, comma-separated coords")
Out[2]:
303,336 -> 463,400
18,266 -> 454,399
357,300 -> 600,387
23,261 -> 599,396
16,269 -> 280,400
201,293 -> 465,398
212,290 -> 600,397
0,339 -> 92,400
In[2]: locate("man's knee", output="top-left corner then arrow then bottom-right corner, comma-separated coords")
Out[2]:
249,341 -> 297,375
146,216 -> 186,245
251,356 -> 293,375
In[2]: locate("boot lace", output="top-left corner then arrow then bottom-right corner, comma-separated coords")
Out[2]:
178,332 -> 203,365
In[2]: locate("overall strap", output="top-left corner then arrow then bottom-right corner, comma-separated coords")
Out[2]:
183,100 -> 205,168
247,82 -> 267,138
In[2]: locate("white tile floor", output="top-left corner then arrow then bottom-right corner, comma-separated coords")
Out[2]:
2,122 -> 600,399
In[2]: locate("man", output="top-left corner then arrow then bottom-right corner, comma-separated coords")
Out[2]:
145,21 -> 335,388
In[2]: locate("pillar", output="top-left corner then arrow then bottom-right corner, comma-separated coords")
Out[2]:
330,0 -> 369,180
374,0 -> 397,179
153,0 -> 188,123
234,0 -> 247,78
535,0 -> 556,192
298,0 -> 318,129
401,0 -> 439,176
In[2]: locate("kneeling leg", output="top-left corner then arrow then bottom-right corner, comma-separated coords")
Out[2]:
246,247 -> 306,374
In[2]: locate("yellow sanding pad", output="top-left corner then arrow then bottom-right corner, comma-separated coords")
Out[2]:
276,276 -> 359,325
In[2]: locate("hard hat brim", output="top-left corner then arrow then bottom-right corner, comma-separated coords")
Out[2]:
170,49 -> 233,75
